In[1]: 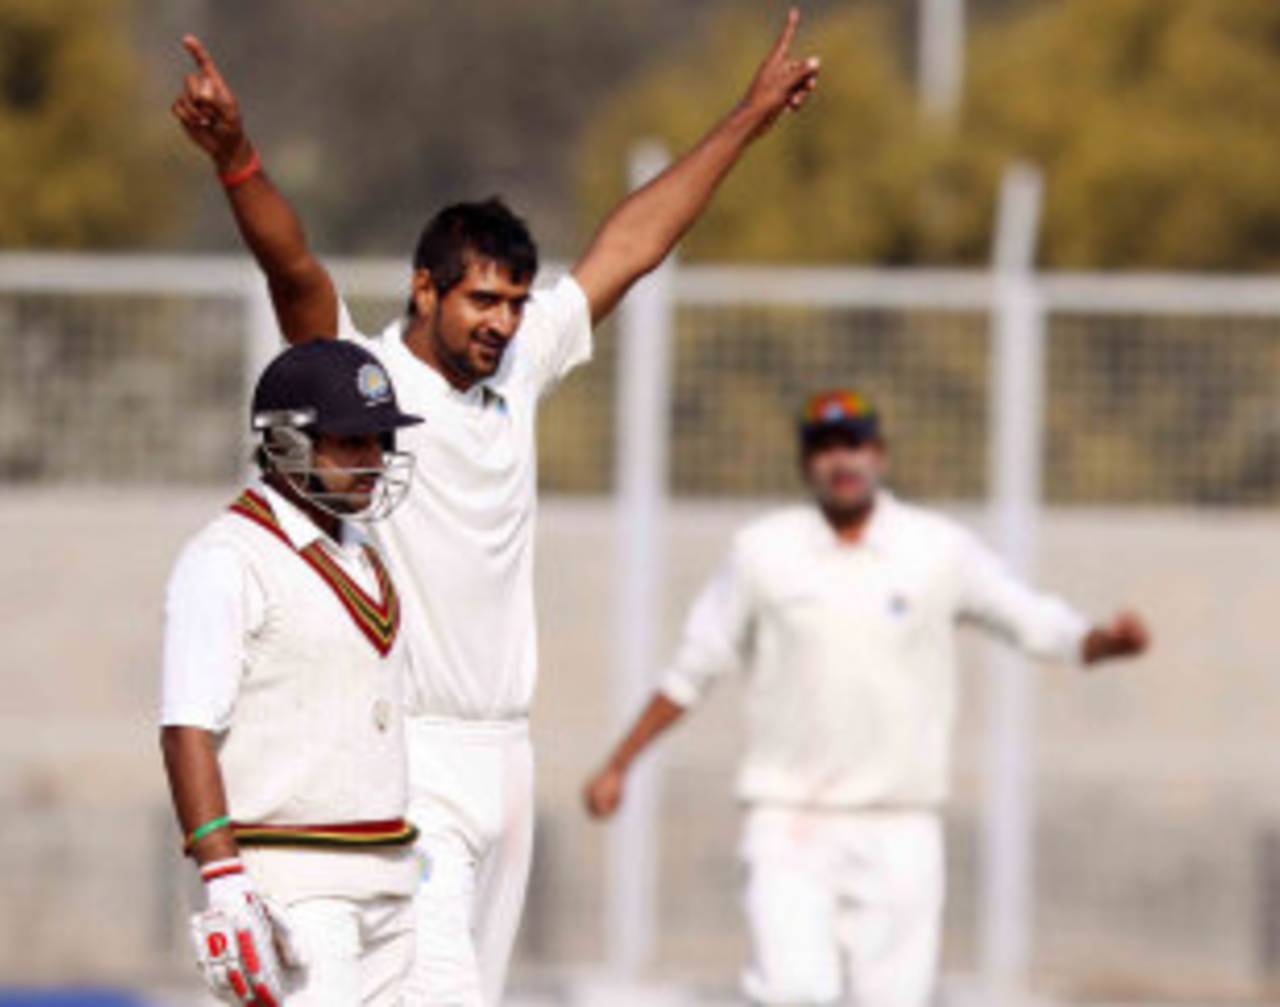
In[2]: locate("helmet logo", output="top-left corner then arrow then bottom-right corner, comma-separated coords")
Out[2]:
356,363 -> 391,405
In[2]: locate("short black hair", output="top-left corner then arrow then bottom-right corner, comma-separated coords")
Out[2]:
408,197 -> 538,314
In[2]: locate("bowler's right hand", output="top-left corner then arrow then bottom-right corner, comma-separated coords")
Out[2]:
172,34 -> 252,172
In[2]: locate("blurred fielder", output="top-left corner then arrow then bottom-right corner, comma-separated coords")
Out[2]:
171,9 -> 820,1004
584,389 -> 1151,1007
161,340 -> 423,1004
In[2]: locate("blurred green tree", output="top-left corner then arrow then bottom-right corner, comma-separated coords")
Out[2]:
580,0 -> 1280,271
0,0 -> 177,246
966,0 -> 1280,270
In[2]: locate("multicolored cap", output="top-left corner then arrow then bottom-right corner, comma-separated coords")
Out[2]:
799,388 -> 881,445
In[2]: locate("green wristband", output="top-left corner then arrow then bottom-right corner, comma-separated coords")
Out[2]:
185,814 -> 232,850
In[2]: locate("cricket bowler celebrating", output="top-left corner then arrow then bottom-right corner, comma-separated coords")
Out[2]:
171,9 -> 820,1003
161,340 -> 423,1005
584,390 -> 1151,1007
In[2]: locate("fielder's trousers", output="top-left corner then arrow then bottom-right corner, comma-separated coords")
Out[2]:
740,806 -> 944,1007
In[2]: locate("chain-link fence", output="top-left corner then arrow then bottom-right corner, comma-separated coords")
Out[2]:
0,291 -> 245,483
9,260 -> 1279,509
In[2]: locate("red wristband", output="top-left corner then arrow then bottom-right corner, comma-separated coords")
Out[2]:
200,858 -> 245,883
219,151 -> 262,189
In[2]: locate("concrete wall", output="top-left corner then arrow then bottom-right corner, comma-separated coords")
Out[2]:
2,489 -> 1278,1000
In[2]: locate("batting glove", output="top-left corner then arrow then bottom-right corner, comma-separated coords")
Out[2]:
190,858 -> 302,1006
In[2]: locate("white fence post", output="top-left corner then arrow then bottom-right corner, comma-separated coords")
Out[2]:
980,162 -> 1046,1004
919,0 -> 966,118
607,141 -> 674,980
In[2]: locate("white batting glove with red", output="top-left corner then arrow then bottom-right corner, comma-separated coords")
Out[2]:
190,858 -> 303,1006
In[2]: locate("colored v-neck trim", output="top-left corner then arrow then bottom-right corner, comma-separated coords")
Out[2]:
229,489 -> 401,657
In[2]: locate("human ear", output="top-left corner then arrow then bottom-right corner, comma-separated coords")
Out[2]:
410,269 -> 437,319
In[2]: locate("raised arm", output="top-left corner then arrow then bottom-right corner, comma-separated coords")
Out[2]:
172,35 -> 338,343
572,7 -> 820,324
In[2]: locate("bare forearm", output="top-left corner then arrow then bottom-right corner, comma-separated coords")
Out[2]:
606,693 -> 687,771
171,35 -> 337,343
161,726 -> 238,864
573,10 -> 819,323
574,105 -> 764,322
213,143 -> 338,341
602,105 -> 757,269
219,143 -> 312,284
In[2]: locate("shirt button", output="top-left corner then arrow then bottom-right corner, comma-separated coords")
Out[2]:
373,700 -> 391,733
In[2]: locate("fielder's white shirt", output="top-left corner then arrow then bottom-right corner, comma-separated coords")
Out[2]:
338,275 -> 592,721
659,493 -> 1090,809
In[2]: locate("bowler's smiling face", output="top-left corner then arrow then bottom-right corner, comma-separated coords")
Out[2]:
433,258 -> 532,380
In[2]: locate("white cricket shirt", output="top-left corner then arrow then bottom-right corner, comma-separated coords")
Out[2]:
659,493 -> 1090,809
338,275 -> 592,721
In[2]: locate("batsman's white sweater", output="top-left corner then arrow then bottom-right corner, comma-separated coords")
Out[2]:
162,484 -> 417,902
659,493 -> 1089,809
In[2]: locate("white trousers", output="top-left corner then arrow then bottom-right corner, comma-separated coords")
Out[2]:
284,896 -> 415,1006
403,717 -> 534,1006
740,807 -> 944,1007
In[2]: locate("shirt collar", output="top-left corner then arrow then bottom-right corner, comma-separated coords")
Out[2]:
861,491 -> 901,553
255,479 -> 365,553
810,490 -> 900,553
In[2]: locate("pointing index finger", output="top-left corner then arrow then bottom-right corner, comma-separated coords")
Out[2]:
769,7 -> 800,63
182,34 -> 225,84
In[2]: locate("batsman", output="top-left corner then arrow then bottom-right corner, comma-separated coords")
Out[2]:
161,340 -> 423,1005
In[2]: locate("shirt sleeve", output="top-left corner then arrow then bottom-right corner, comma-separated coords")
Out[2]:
521,274 -> 593,399
160,541 -> 265,731
955,529 -> 1090,664
658,548 -> 756,708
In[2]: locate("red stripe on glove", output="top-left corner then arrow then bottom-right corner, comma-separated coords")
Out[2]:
236,928 -> 261,973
